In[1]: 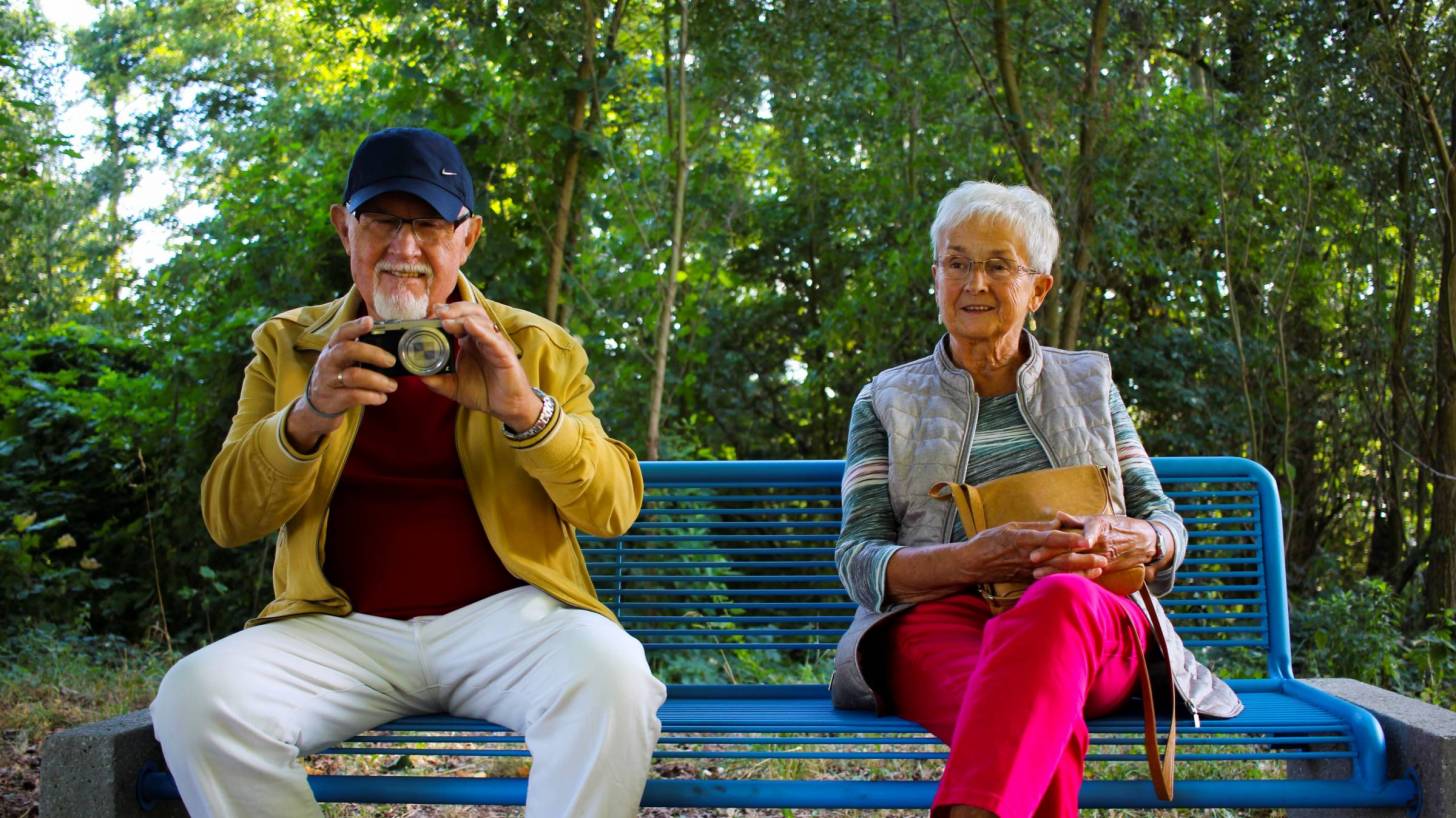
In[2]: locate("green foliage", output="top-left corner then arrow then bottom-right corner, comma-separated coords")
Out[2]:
0,320 -> 268,643
0,0 -> 1451,693
1293,578 -> 1456,707
0,324 -> 149,628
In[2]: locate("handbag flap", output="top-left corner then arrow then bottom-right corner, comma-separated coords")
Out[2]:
958,464 -> 1111,532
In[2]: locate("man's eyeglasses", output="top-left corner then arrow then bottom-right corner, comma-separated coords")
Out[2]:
354,211 -> 469,246
936,256 -> 1041,283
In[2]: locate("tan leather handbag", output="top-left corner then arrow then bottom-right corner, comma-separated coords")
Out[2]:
930,463 -> 1178,800
929,464 -> 1144,613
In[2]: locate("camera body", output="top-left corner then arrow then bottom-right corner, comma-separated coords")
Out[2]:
359,319 -> 457,377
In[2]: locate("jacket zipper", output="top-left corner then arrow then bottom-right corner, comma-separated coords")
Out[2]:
314,408 -> 364,563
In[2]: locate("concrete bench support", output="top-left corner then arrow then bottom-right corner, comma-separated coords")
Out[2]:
39,709 -> 185,818
1288,678 -> 1451,818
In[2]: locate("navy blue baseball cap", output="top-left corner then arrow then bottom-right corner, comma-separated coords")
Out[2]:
343,128 -> 475,220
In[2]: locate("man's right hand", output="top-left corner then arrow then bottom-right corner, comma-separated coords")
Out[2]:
284,316 -> 398,453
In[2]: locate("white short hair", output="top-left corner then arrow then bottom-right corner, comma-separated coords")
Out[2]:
929,181 -> 1059,274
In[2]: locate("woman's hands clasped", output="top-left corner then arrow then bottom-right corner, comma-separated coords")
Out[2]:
885,510 -> 1168,605
1040,511 -> 1160,578
953,512 -> 1158,583
960,520 -> 1110,584
886,519 -> 1116,606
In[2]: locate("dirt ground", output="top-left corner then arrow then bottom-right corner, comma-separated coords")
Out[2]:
1,731 -> 39,818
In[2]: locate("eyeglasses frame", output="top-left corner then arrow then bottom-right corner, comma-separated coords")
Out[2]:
934,255 -> 1044,283
352,209 -> 472,246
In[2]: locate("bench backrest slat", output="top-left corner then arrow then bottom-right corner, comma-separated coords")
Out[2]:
580,456 -> 1290,681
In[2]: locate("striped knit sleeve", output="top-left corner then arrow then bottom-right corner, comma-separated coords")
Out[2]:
1110,382 -> 1188,595
834,387 -> 902,612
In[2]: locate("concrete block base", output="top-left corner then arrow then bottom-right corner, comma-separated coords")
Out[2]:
40,709 -> 186,818
1287,678 -> 1451,818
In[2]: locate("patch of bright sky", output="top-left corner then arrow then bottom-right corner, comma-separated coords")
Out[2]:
39,0 -> 212,273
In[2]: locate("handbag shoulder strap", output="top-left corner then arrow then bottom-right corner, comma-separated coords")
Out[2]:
1135,584 -> 1178,801
928,481 -> 986,534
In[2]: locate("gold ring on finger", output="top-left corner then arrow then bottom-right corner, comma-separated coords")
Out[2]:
336,369 -> 346,388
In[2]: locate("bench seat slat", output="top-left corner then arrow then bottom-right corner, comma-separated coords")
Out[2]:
358,686 -> 1351,736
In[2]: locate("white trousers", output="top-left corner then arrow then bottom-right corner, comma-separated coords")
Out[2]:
151,585 -> 666,818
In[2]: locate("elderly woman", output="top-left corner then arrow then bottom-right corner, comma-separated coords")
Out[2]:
830,181 -> 1241,818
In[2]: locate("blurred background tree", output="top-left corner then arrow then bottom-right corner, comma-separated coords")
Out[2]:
2,0 -> 1454,703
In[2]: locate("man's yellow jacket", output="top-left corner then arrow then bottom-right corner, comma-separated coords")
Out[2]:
201,276 -> 643,626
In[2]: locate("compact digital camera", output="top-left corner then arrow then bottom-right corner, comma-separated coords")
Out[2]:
359,319 -> 457,377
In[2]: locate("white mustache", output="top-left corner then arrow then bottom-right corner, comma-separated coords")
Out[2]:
375,262 -> 434,278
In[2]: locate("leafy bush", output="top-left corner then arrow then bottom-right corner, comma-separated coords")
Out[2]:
1292,578 -> 1456,706
0,320 -> 268,647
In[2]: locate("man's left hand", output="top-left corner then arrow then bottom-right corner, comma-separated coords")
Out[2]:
422,301 -> 544,431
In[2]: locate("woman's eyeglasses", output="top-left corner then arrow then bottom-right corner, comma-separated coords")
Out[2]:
936,256 -> 1041,282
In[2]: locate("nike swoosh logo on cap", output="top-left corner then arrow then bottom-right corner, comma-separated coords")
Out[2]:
441,169 -> 458,176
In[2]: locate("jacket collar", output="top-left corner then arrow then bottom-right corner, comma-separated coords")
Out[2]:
294,273 -> 522,357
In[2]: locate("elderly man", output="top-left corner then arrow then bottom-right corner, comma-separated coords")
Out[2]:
150,127 -> 665,818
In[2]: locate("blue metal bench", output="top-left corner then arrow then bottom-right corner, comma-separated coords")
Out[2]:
137,456 -> 1420,812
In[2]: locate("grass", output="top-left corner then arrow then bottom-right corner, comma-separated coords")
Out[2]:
0,622 -> 174,818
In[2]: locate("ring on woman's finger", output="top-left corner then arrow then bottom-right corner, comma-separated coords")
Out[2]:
1105,544 -> 1119,561
335,369 -> 346,388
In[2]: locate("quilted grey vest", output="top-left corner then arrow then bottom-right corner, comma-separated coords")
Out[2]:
874,332 -> 1126,550
830,332 -> 1243,721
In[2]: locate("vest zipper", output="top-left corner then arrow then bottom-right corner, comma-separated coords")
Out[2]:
1014,377 -> 1058,469
942,373 -> 979,544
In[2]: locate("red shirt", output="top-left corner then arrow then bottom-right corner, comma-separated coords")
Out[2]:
324,376 -> 523,618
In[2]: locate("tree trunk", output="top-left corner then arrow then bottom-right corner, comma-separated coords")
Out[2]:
104,83 -> 125,307
1386,13 -> 1456,612
646,0 -> 689,461
989,0 -> 1045,195
887,0 -> 919,201
1284,418 -> 1329,587
1371,93 -> 1419,581
1060,0 -> 1110,352
544,0 -> 599,324
986,0 -> 1063,342
1427,165 -> 1456,613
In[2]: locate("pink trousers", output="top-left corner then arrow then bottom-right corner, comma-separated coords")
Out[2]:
884,574 -> 1150,818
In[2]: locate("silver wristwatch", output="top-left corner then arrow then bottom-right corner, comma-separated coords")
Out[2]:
1148,521 -> 1169,565
502,388 -> 556,440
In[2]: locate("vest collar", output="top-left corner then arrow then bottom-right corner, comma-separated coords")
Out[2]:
932,329 -> 1045,388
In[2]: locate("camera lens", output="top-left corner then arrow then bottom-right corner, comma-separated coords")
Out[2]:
398,326 -> 451,376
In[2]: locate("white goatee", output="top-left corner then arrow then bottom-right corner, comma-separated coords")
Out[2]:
373,262 -> 434,320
